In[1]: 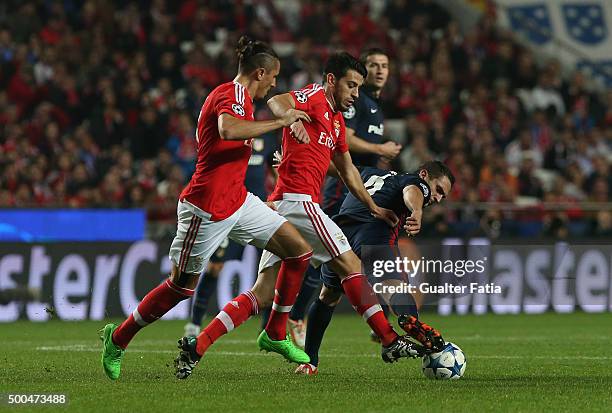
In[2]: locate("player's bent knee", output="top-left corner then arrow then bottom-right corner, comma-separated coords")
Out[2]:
282,236 -> 311,259
319,286 -> 342,306
288,240 -> 312,259
329,250 -> 362,279
170,265 -> 200,289
267,222 -> 312,259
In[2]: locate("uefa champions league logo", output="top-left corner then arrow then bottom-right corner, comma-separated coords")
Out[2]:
232,103 -> 245,116
294,91 -> 308,104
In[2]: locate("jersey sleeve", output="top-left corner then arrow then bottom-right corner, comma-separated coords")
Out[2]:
290,83 -> 323,112
401,175 -> 431,206
215,83 -> 248,119
334,115 -> 349,154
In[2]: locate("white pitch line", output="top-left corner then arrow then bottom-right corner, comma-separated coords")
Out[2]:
34,345 -> 612,360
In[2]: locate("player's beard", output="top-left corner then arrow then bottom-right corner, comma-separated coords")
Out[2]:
338,99 -> 352,111
334,93 -> 352,112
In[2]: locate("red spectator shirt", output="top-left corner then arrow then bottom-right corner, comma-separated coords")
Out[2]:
270,84 -> 349,203
180,81 -> 254,220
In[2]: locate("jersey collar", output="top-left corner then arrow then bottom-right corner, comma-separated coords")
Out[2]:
323,88 -> 338,113
325,96 -> 339,114
232,80 -> 254,103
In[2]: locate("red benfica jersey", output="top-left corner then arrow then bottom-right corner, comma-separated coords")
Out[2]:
180,81 -> 254,220
270,84 -> 348,203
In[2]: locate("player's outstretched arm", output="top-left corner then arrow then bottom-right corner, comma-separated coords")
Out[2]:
346,127 -> 402,159
217,110 -> 309,141
267,93 -> 295,117
267,93 -> 310,143
402,185 -> 425,236
332,151 -> 398,227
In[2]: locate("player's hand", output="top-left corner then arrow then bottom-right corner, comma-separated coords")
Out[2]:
404,209 -> 422,236
289,120 -> 310,144
272,150 -> 283,168
265,201 -> 277,211
280,109 -> 311,127
371,206 -> 399,227
378,141 -> 402,159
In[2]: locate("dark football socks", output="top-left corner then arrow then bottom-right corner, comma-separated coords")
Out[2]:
304,298 -> 336,367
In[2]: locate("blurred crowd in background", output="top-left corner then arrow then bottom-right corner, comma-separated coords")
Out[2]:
0,0 -> 610,239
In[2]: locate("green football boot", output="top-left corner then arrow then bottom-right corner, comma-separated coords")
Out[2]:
257,330 -> 310,364
100,323 -> 125,380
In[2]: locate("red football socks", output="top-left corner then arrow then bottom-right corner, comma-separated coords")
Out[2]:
265,251 -> 312,340
112,279 -> 194,349
341,272 -> 398,346
196,290 -> 259,356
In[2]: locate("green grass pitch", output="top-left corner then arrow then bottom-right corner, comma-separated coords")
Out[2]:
1,312 -> 611,412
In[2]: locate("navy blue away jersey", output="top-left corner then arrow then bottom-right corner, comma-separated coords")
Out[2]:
321,87 -> 385,215
334,167 -> 431,224
342,87 -> 385,166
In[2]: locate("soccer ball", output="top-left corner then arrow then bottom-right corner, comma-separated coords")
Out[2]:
422,342 -> 466,380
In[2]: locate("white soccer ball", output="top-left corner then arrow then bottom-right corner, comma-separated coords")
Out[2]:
422,342 -> 466,380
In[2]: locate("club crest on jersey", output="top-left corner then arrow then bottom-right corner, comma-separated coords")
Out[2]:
192,255 -> 205,267
343,105 -> 356,119
232,103 -> 245,116
334,120 -> 341,137
420,182 -> 430,198
334,232 -> 348,245
295,91 -> 308,104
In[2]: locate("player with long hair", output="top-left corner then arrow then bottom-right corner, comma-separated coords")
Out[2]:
100,36 -> 314,380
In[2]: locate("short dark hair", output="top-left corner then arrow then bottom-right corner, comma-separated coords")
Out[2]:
323,52 -> 367,84
360,48 -> 388,65
418,160 -> 456,186
236,35 -> 279,74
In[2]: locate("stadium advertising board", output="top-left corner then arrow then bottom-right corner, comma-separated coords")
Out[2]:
375,239 -> 612,315
1,240 -> 611,322
0,241 -> 257,322
0,209 -> 146,241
